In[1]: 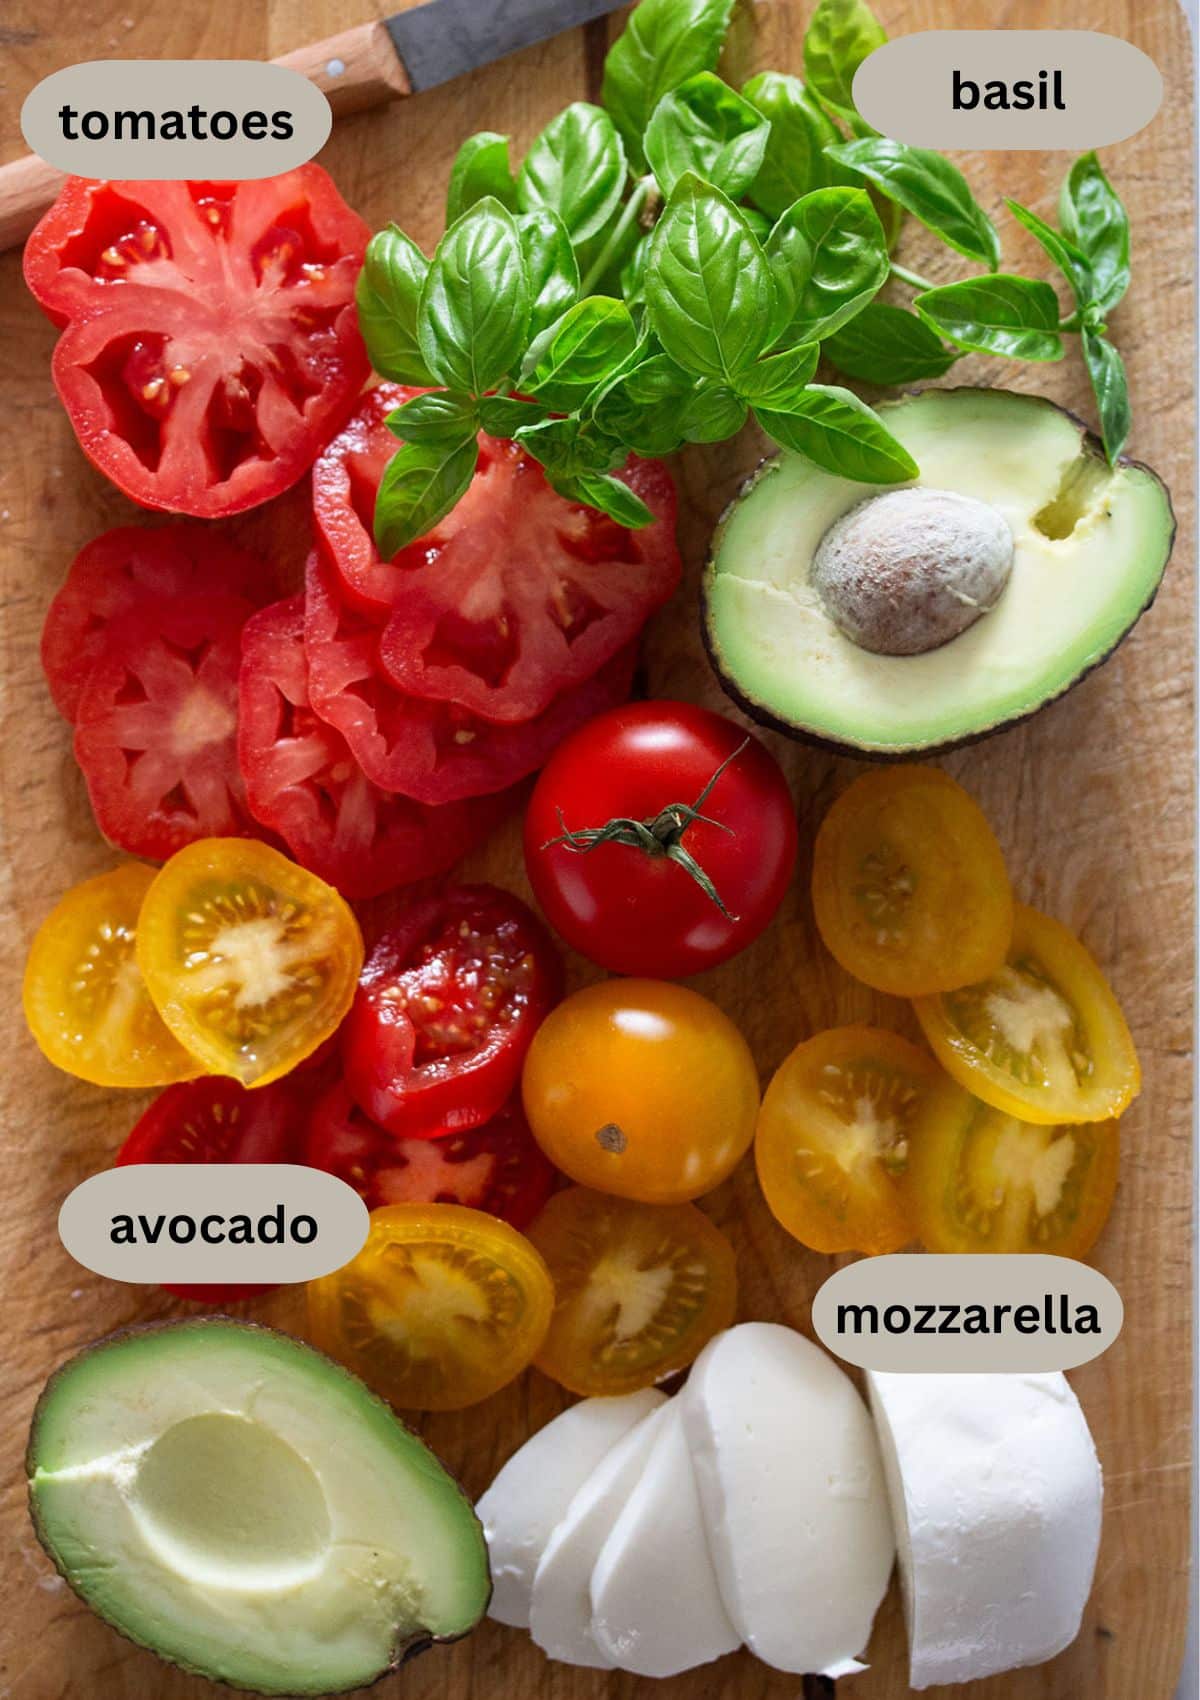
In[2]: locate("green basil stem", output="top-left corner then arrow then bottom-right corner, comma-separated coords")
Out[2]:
889,260 -> 937,292
579,175 -> 658,295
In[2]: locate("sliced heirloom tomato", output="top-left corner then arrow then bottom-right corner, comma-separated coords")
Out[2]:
812,765 -> 1014,996
116,1075 -> 305,1302
754,1027 -> 943,1255
343,885 -> 562,1140
525,1186 -> 737,1396
42,525 -> 271,721
307,1202 -> 555,1411
904,1077 -> 1120,1257
23,862 -> 197,1087
24,171 -> 369,516
312,384 -> 680,717
136,838 -> 363,1087
305,1081 -> 557,1228
74,591 -> 257,859
913,904 -> 1141,1125
239,596 -> 513,898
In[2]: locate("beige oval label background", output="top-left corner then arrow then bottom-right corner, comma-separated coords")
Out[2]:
59,1165 -> 368,1285
22,61 -> 331,177
813,1253 -> 1122,1373
854,32 -> 1162,151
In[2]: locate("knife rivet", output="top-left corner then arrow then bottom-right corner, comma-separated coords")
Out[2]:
326,58 -> 346,77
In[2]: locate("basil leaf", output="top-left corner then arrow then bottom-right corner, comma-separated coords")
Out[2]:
602,0 -> 735,172
755,386 -> 917,482
621,231 -> 653,307
417,198 -> 529,395
1059,152 -> 1130,316
516,415 -> 627,478
644,72 -> 770,200
823,301 -> 957,384
1005,198 -> 1091,307
592,351 -> 693,455
374,434 -> 479,555
560,471 -> 655,528
385,391 -> 478,441
829,137 -> 1001,269
803,0 -> 887,128
679,380 -> 748,442
766,187 -> 889,344
355,226 -> 434,385
446,132 -> 516,225
477,395 -> 551,437
520,297 -> 640,410
517,209 -> 580,340
1083,331 -> 1131,463
646,174 -> 777,381
517,103 -> 626,248
744,71 -> 850,219
734,342 -> 820,405
915,275 -> 1064,362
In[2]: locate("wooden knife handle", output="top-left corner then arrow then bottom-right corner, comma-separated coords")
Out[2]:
0,20 -> 413,254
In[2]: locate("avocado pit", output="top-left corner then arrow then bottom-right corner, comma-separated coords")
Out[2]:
811,487 -> 1015,657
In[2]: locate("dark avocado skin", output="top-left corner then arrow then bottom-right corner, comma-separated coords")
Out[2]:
27,1316 -> 492,1699
700,387 -> 1178,760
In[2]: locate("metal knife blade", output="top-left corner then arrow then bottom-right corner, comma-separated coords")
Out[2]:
385,0 -> 624,93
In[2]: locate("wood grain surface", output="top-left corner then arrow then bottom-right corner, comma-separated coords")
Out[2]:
0,3 -> 1193,1698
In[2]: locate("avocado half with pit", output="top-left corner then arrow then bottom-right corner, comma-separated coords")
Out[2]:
27,1319 -> 490,1696
703,388 -> 1175,755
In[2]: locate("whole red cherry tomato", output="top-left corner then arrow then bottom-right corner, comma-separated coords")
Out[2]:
524,701 -> 797,977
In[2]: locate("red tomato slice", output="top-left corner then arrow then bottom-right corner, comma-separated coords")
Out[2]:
343,884 -> 562,1140
306,1080 -> 557,1228
42,525 -> 272,722
73,590 -> 257,859
239,596 -> 514,899
303,554 -> 637,807
115,1075 -> 304,1302
24,172 -> 369,517
311,384 -> 681,719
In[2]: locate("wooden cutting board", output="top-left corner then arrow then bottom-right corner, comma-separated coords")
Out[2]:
0,1 -> 1192,1697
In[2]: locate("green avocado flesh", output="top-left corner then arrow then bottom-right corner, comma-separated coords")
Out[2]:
27,1320 -> 490,1696
704,388 -> 1175,754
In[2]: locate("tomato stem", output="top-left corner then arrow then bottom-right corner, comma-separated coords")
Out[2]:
541,739 -> 750,919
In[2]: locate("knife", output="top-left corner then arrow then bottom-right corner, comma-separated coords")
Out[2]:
0,0 -> 625,252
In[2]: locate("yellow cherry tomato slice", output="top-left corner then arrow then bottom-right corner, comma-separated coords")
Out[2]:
913,904 -> 1140,1125
812,765 -> 1013,996
136,838 -> 363,1087
904,1076 -> 1119,1256
522,978 -> 760,1204
23,862 -> 199,1088
525,1186 -> 737,1396
754,1026 -> 942,1255
307,1203 -> 554,1411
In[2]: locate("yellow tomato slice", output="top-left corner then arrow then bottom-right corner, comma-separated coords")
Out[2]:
913,904 -> 1140,1124
905,1076 -> 1119,1256
754,1026 -> 943,1255
23,862 -> 199,1088
525,1187 -> 737,1396
811,765 -> 1013,996
136,838 -> 362,1087
307,1203 -> 554,1411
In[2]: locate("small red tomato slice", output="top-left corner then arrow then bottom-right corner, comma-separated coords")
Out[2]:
24,172 -> 369,517
73,590 -> 257,859
115,1075 -> 304,1302
41,525 -> 271,721
238,596 -> 514,899
343,884 -> 563,1139
306,1080 -> 557,1228
303,554 -> 637,807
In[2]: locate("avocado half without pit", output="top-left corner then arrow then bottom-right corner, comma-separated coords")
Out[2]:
27,1319 -> 490,1696
703,388 -> 1175,755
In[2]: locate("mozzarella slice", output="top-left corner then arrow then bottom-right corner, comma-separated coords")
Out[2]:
867,1370 -> 1102,1689
477,1390 -> 664,1629
590,1399 -> 740,1676
529,1402 -> 671,1668
682,1322 -> 894,1674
